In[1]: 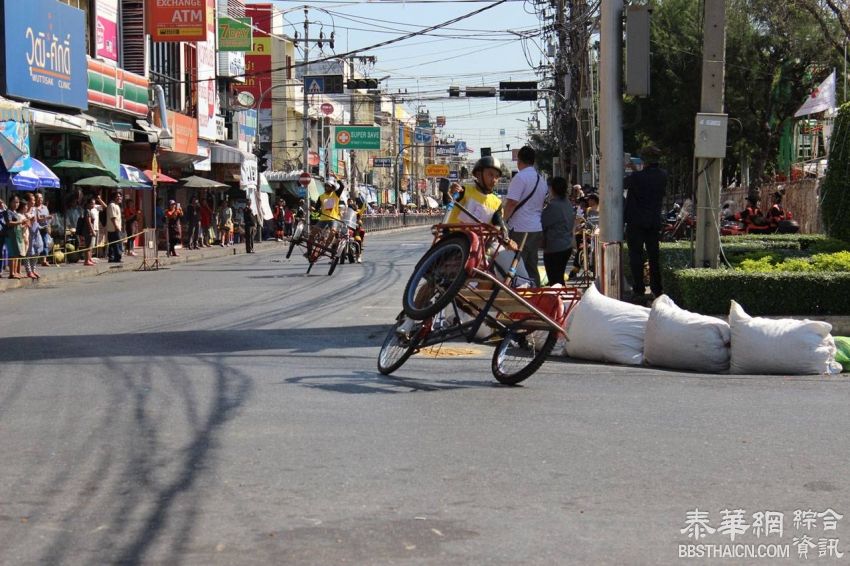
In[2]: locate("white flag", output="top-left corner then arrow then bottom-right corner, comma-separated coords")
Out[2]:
794,71 -> 836,118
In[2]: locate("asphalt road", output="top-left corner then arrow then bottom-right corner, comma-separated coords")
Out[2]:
1,227 -> 848,565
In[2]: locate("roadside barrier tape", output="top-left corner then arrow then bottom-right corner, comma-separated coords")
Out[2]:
6,230 -> 147,263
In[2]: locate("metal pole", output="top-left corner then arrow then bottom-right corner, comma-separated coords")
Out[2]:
302,8 -> 311,237
392,95 -> 398,206
598,0 -> 624,298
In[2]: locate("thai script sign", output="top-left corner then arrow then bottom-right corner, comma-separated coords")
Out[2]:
1,0 -> 88,109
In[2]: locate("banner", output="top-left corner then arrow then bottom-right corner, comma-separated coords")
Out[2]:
794,71 -> 836,118
196,0 -> 218,140
96,0 -> 119,61
244,4 -> 272,108
148,0 -> 206,42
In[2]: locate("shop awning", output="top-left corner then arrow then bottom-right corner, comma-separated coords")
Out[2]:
211,142 -> 254,164
87,130 -> 121,178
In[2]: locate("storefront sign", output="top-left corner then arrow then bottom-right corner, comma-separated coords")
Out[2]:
424,164 -> 450,177
218,16 -> 252,51
1,0 -> 88,109
87,58 -> 149,117
147,0 -> 206,42
241,158 -> 258,189
196,0 -> 218,140
96,0 -> 119,62
217,51 -> 245,79
154,110 -> 199,155
243,4 -> 271,108
333,126 -> 381,150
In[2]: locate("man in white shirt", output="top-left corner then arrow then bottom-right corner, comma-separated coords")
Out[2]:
106,192 -> 123,262
503,146 -> 546,286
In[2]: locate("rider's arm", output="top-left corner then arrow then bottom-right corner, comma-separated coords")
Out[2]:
491,207 -> 511,243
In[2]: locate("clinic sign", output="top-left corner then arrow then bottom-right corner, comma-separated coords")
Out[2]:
0,0 -> 88,110
148,0 -> 206,42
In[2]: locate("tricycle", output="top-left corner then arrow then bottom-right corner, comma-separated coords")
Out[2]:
377,209 -> 582,385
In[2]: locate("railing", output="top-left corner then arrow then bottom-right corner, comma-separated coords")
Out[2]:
362,212 -> 442,232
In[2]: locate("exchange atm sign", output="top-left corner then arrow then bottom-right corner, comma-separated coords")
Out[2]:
148,0 -> 206,42
0,0 -> 88,109
333,126 -> 381,150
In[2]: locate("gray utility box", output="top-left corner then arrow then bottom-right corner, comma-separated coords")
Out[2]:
694,113 -> 728,158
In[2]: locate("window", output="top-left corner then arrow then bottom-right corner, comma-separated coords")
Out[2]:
150,40 -> 182,110
58,0 -> 93,56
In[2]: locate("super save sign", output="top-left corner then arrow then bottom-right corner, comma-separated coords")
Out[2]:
148,0 -> 207,42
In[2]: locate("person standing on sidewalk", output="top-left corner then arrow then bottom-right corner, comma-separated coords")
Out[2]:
503,146 -> 546,286
106,192 -> 124,263
33,192 -> 53,267
243,203 -> 257,253
185,196 -> 202,249
624,145 -> 667,299
164,200 -> 183,257
124,198 -> 140,256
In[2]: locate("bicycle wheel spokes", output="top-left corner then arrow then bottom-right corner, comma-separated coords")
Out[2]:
378,316 -> 424,374
403,236 -> 471,320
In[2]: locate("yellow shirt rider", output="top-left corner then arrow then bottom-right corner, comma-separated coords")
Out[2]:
314,179 -> 343,228
446,156 -> 510,240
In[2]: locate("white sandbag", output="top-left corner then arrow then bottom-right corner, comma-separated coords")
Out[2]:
729,301 -> 842,375
564,284 -> 649,365
644,295 -> 731,373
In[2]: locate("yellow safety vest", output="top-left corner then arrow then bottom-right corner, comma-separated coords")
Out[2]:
317,193 -> 341,221
446,183 -> 502,225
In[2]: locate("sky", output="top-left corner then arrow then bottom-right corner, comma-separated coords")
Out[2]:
249,0 -> 547,157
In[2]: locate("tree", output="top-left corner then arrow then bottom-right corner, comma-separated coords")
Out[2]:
527,131 -> 556,176
821,101 -> 850,241
623,0 -> 841,197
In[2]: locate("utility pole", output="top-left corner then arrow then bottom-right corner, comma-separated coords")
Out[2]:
301,8 -> 311,233
598,0 -> 624,299
694,0 -> 727,268
554,0 -> 568,177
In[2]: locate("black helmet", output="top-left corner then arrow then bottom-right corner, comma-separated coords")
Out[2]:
472,156 -> 503,176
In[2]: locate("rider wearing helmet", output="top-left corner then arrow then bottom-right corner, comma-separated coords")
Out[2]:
446,156 -> 511,241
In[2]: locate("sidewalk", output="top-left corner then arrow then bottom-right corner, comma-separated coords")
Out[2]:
0,239 -> 285,294
0,224 -> 429,294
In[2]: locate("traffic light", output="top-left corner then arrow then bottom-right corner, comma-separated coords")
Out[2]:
347,78 -> 379,89
254,148 -> 268,173
448,86 -> 460,97
481,147 -> 491,157
499,81 -> 538,101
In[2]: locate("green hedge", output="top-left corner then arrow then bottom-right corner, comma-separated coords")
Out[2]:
667,270 -> 850,315
625,236 -> 850,314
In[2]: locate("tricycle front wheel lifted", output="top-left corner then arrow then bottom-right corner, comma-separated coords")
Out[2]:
402,236 -> 470,320
377,314 -> 425,375
491,328 -> 557,385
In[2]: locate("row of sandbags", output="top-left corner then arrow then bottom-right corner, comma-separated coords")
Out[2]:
559,285 -> 846,375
